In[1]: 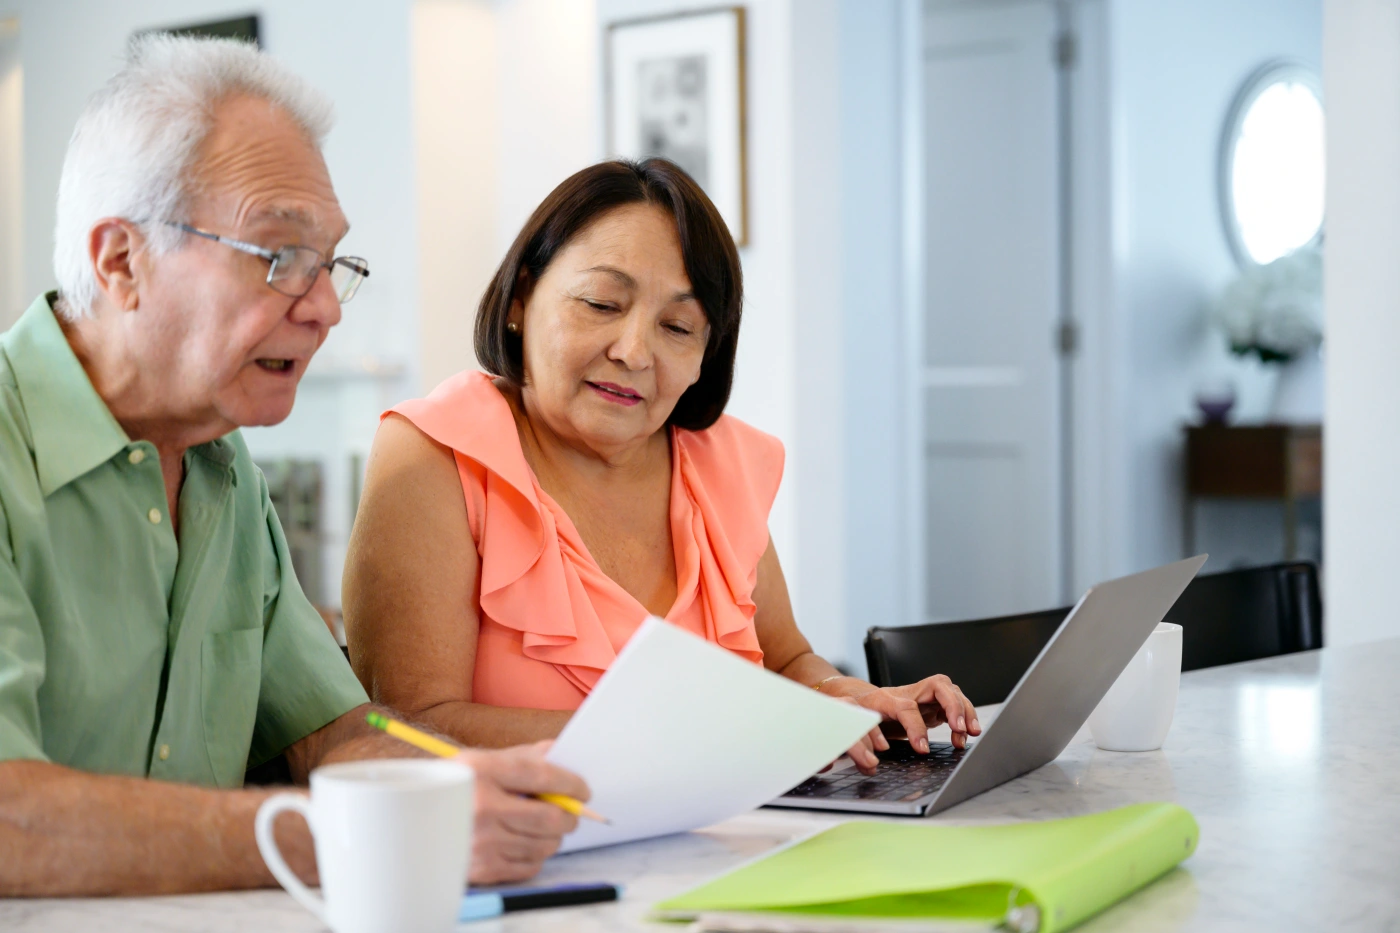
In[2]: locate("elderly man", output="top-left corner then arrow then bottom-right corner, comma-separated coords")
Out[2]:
0,35 -> 586,895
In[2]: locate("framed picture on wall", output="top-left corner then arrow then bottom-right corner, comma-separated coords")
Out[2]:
136,15 -> 261,47
606,6 -> 748,246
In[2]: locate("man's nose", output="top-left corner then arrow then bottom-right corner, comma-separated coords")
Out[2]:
288,267 -> 344,329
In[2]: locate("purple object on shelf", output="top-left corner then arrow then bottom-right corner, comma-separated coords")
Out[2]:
1194,379 -> 1237,424
1196,397 -> 1235,424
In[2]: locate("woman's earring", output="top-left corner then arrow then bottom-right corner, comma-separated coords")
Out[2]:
507,321 -> 520,334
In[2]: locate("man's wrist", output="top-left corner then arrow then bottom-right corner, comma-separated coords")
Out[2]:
268,798 -> 320,887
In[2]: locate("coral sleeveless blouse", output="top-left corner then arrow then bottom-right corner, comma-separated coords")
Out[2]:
385,370 -> 784,711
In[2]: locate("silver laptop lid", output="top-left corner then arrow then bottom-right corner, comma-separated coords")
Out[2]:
924,555 -> 1207,816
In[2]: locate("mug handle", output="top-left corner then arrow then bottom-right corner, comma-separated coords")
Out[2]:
254,793 -> 327,923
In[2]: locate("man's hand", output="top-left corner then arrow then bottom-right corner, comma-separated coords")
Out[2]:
296,707 -> 590,883
454,741 -> 591,884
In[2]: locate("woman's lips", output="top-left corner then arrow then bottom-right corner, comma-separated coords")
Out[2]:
587,381 -> 643,407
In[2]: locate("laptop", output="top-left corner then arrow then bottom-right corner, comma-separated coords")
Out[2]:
769,555 -> 1207,817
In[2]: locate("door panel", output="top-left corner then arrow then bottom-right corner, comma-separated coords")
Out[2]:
925,443 -> 1029,620
922,0 -> 1062,622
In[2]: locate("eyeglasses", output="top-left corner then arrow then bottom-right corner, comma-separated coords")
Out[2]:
167,222 -> 370,303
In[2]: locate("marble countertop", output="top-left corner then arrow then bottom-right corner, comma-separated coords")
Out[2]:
5,638 -> 1399,932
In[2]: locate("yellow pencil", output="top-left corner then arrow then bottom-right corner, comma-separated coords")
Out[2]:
365,712 -> 609,824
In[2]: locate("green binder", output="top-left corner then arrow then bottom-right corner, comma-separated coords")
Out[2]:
653,803 -> 1198,933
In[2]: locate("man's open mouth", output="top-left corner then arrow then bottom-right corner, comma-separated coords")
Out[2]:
256,359 -> 295,373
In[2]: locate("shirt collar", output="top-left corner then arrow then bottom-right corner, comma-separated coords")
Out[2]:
6,293 -> 132,495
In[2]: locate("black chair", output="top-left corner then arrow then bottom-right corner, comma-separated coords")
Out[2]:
1169,561 -> 1322,671
864,561 -> 1324,702
864,606 -> 1070,705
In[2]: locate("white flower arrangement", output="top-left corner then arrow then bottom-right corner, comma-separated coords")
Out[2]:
1214,247 -> 1323,363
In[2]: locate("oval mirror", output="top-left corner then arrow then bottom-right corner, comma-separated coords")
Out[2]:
1219,61 -> 1325,267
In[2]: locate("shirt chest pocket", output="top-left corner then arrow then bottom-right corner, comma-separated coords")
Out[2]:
201,628 -> 264,788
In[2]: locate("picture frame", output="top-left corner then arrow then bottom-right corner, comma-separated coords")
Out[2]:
137,15 -> 261,47
606,6 -> 749,246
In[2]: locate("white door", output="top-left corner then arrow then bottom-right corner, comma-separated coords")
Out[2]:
921,0 -> 1064,622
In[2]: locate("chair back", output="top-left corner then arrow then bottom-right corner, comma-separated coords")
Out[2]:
1168,561 -> 1322,671
865,606 -> 1070,705
864,562 -> 1324,702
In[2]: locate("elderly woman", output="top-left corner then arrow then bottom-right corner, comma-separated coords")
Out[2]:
345,159 -> 981,773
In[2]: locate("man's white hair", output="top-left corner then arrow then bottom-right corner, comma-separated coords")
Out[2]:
53,34 -> 334,320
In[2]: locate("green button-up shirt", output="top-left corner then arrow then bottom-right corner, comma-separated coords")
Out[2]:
0,294 -> 368,788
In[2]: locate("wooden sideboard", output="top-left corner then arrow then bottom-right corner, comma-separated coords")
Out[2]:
1183,424 -> 1322,560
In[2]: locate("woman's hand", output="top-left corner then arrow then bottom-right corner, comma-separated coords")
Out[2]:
823,676 -> 981,775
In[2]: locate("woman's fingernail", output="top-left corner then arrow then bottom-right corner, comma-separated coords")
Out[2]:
920,737 -> 929,753
959,717 -> 966,731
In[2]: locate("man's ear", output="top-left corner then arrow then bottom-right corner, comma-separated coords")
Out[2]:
88,218 -> 145,312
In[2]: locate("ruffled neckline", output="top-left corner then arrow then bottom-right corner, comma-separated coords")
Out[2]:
387,371 -> 768,695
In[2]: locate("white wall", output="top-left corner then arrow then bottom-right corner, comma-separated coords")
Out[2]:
0,17 -> 20,329
1323,0 -> 1400,646
1110,0 -> 1323,575
494,0 -> 600,246
837,0 -> 906,670
413,0 -> 498,392
790,0 -> 848,665
412,0 -> 599,395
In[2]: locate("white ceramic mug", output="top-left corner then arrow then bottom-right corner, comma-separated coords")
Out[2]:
1088,622 -> 1183,752
255,759 -> 474,933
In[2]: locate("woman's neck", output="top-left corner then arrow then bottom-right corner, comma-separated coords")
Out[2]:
505,383 -> 670,494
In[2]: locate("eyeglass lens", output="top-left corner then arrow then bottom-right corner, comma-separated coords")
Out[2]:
329,259 -> 368,303
267,246 -> 368,303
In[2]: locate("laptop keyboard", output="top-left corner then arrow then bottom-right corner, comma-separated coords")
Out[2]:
781,741 -> 969,803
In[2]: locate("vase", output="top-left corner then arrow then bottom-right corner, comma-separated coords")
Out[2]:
1271,346 -> 1325,423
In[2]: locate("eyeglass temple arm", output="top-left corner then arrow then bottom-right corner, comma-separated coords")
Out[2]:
171,223 -> 276,262
172,221 -> 367,279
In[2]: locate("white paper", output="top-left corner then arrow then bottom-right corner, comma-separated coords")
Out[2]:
547,618 -> 880,853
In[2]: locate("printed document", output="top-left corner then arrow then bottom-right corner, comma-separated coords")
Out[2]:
548,618 -> 880,852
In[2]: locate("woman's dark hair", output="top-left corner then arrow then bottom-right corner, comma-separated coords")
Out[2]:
475,158 -> 742,431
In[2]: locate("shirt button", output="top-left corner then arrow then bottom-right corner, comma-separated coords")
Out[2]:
148,508 -> 162,525
128,448 -> 146,465
158,744 -> 170,761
